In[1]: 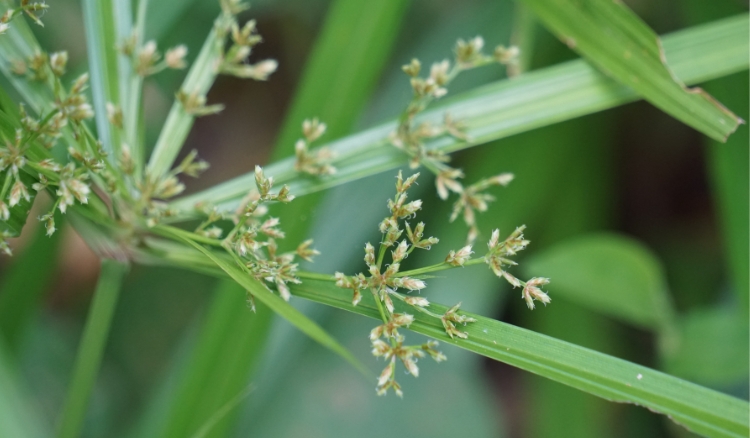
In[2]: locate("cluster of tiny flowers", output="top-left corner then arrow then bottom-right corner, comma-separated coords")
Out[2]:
217,1 -> 277,81
0,37 -> 105,246
193,166 -> 318,306
294,118 -> 336,176
138,151 -> 210,227
120,37 -> 187,77
387,37 -> 520,243
0,0 -> 283,254
117,0 -> 276,228
484,226 -> 550,309
331,172 -> 551,395
0,0 -> 48,34
0,1 -> 552,404
335,172 -> 489,396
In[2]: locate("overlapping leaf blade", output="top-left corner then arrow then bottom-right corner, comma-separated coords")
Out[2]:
519,0 -> 743,141
290,278 -> 750,438
172,15 -> 749,217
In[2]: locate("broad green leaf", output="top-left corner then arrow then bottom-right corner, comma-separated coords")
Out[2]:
174,232 -> 370,378
172,15 -> 749,217
519,0 -> 742,141
0,218 -> 63,353
663,306 -> 749,387
82,0 -> 123,157
523,233 -> 675,331
290,278 -> 750,438
58,259 -> 129,438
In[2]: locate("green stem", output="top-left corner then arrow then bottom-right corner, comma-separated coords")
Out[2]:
296,271 -> 336,282
0,171 -> 13,199
152,224 -> 223,247
371,287 -> 389,325
376,238 -> 388,269
395,257 -> 484,277
389,291 -> 443,319
57,259 -> 128,438
124,0 -> 150,182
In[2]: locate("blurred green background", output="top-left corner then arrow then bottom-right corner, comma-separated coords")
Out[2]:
0,0 -> 747,437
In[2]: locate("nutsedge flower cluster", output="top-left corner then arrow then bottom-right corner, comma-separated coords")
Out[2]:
332,171 -> 550,396
0,1 -> 550,400
1,28 -> 105,247
294,118 -> 336,176
191,166 -> 318,306
335,172 -> 485,396
392,37 -> 520,243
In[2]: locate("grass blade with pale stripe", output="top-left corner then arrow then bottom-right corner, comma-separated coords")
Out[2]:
290,278 -> 749,438
172,15 -> 749,217
519,0 -> 743,141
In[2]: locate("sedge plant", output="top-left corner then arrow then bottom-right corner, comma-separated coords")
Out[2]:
0,0 -> 747,436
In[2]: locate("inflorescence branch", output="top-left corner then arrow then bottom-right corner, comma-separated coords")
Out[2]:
0,1 -> 549,398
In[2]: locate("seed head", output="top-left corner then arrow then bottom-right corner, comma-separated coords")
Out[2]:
165,45 -> 188,69
445,245 -> 473,266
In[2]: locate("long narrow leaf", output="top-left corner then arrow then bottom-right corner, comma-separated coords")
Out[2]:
82,0 -> 122,157
519,0 -> 742,141
290,278 -> 749,438
172,15 -> 749,217
145,24 -> 223,180
174,233 -> 370,378
58,260 -> 128,438
134,238 -> 750,437
271,0 -> 409,159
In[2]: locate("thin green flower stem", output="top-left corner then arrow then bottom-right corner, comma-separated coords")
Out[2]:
57,259 -> 128,438
376,239 -> 388,268
389,291 -> 443,319
394,257 -> 484,277
18,109 -> 59,148
151,224 -> 223,247
78,125 -> 134,204
124,0 -> 150,181
371,288 -> 390,325
296,271 -> 336,282
0,172 -> 13,199
223,213 -> 251,246
25,161 -> 61,180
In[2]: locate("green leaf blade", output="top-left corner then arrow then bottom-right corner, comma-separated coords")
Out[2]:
176,235 -> 370,378
291,279 -> 750,438
172,15 -> 749,217
146,26 -> 222,181
523,233 -> 675,331
82,0 -> 122,157
519,0 -> 743,141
